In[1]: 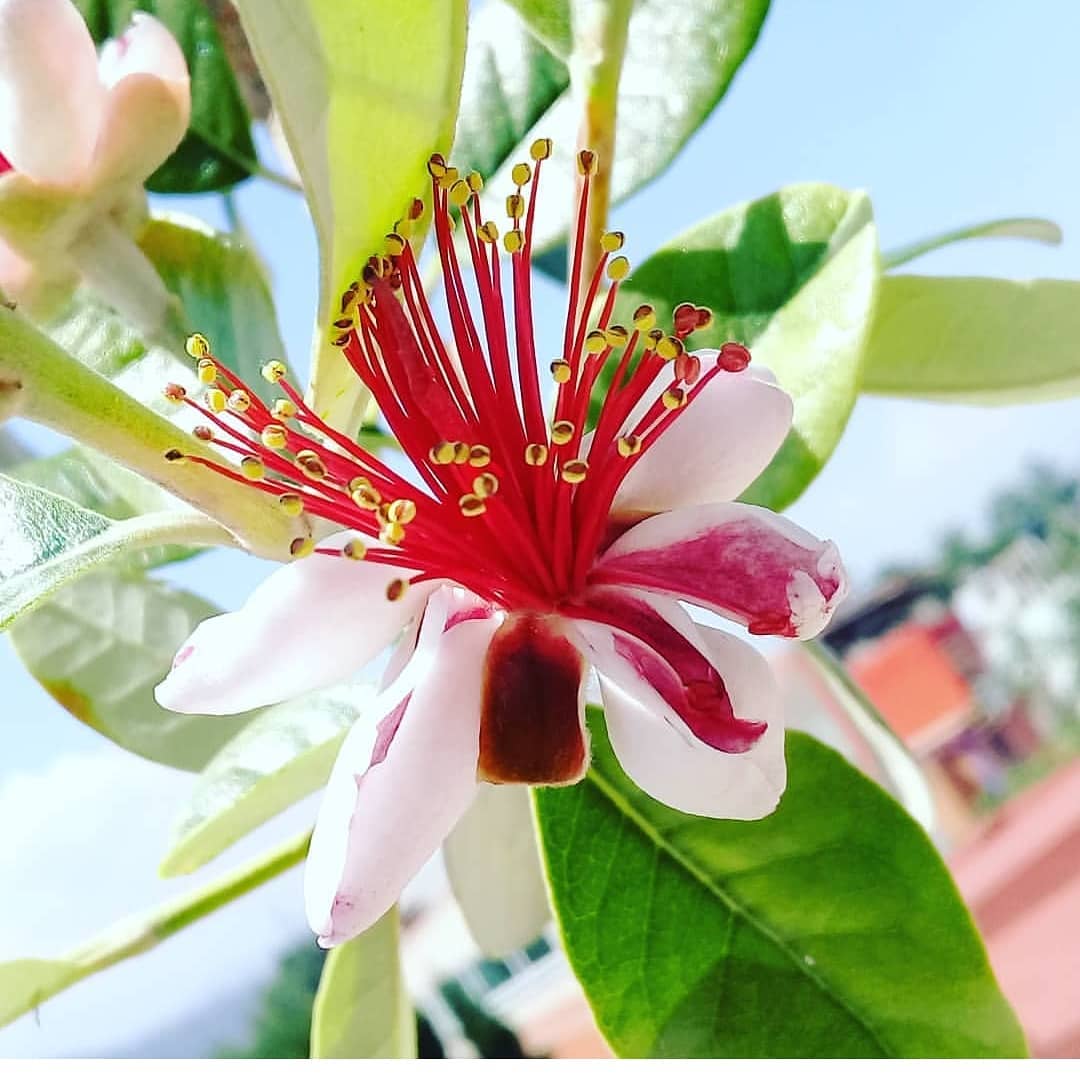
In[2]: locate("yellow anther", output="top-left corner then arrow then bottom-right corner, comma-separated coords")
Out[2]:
343,538 -> 367,561
503,229 -> 524,254
477,221 -> 499,244
550,359 -> 572,384
585,330 -> 607,354
380,521 -> 406,545
551,420 -> 575,446
427,153 -> 447,178
348,475 -> 374,494
601,231 -> 625,253
206,388 -> 227,413
279,493 -> 304,517
468,444 -> 492,468
577,149 -> 598,176
604,325 -> 630,348
506,194 -> 525,219
511,162 -> 532,187
428,441 -> 456,466
436,167 -> 460,191
472,472 -> 499,498
656,335 -> 683,361
607,255 -> 630,281
261,424 -> 288,449
197,357 -> 217,384
459,493 -> 487,517
241,456 -> 265,480
617,434 -> 643,458
662,387 -> 688,410
296,449 -> 327,480
646,327 -> 664,348
163,383 -> 186,402
448,178 -> 471,206
228,389 -> 251,413
393,217 -> 413,239
185,333 -> 212,359
386,578 -> 409,601
262,360 -> 287,384
561,458 -> 589,484
384,232 -> 406,256
530,137 -> 553,161
272,398 -> 298,421
524,443 -> 549,467
290,537 -> 314,559
467,170 -> 484,192
632,304 -> 656,332
387,498 -> 417,525
453,441 -> 471,465
352,487 -> 382,511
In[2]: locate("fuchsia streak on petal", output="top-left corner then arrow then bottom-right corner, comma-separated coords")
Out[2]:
599,622 -> 786,819
571,587 -> 766,754
610,362 -> 793,518
305,617 -> 497,947
593,502 -> 848,640
0,150 -> 11,175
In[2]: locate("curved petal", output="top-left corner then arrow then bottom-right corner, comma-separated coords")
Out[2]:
92,14 -> 191,188
593,502 -> 848,640
0,0 -> 104,183
610,361 -> 793,518
305,615 -> 497,946
599,623 -> 786,819
155,544 -> 431,715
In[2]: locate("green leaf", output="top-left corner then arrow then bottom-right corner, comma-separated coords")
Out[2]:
73,0 -> 257,192
0,475 -> 221,630
161,686 -> 372,876
0,959 -> 88,1031
534,714 -> 1026,1058
884,217 -> 1062,270
862,275 -> 1080,403
310,908 -> 416,1059
483,0 -> 771,253
610,184 -> 879,511
502,0 -> 572,58
233,0 -> 468,432
8,569 -> 250,769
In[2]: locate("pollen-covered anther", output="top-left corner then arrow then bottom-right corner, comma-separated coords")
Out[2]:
551,420 -> 575,446
193,425 -> 214,442
550,359 -> 572,384
633,304 -> 656,332
380,521 -> 406,545
656,335 -> 684,361
717,341 -> 752,372
384,232 -> 406,257
477,221 -> 499,244
604,325 -> 629,348
261,360 -> 287,384
185,333 -> 212,360
662,386 -> 688,410
453,442 -> 471,465
436,167 -> 459,191
577,149 -> 597,176
240,456 -> 265,480
607,256 -> 630,282
427,153 -> 447,179
296,449 -> 327,480
504,229 -> 524,254
163,382 -> 186,402
428,441 -> 456,466
511,162 -> 532,187
386,578 -> 409,602
675,352 -> 702,385
290,537 -> 314,559
271,398 -> 298,421
228,389 -> 251,413
585,330 -> 607,355
351,486 -> 382,511
472,472 -> 499,498
601,231 -> 625,253
506,194 -> 525,219
467,171 -> 484,193
347,476 -> 374,494
206,388 -> 227,413
279,493 -> 304,517
646,327 -> 664,348
260,424 -> 288,450
617,434 -> 643,458
458,493 -> 487,518
468,444 -> 492,468
195,357 -> 218,384
560,458 -> 589,485
448,178 -> 471,206
525,443 -> 549,467
387,498 -> 417,525
530,137 -> 553,161
343,538 -> 367,560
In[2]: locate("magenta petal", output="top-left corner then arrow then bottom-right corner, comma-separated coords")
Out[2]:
593,502 -> 847,640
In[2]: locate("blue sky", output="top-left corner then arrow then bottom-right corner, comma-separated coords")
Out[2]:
2,0 -> 1079,1055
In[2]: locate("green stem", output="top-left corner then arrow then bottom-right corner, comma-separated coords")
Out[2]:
570,0 -> 633,283
883,216 -> 1062,270
0,304 -> 307,561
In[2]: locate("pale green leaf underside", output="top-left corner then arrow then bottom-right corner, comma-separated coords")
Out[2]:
534,716 -> 1026,1058
883,216 -> 1062,270
862,274 -> 1080,403
502,0 -> 573,58
311,908 -> 415,1059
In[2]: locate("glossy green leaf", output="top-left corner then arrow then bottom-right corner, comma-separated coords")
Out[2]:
233,0 -> 468,432
443,783 -> 551,958
484,0 -> 771,253
884,216 -> 1062,270
862,275 -> 1080,403
161,686 -> 373,876
311,908 -> 415,1059
0,475 -> 219,630
9,569 -> 250,769
502,0 -> 572,58
610,184 -> 878,511
74,0 -> 257,192
534,714 -> 1026,1058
